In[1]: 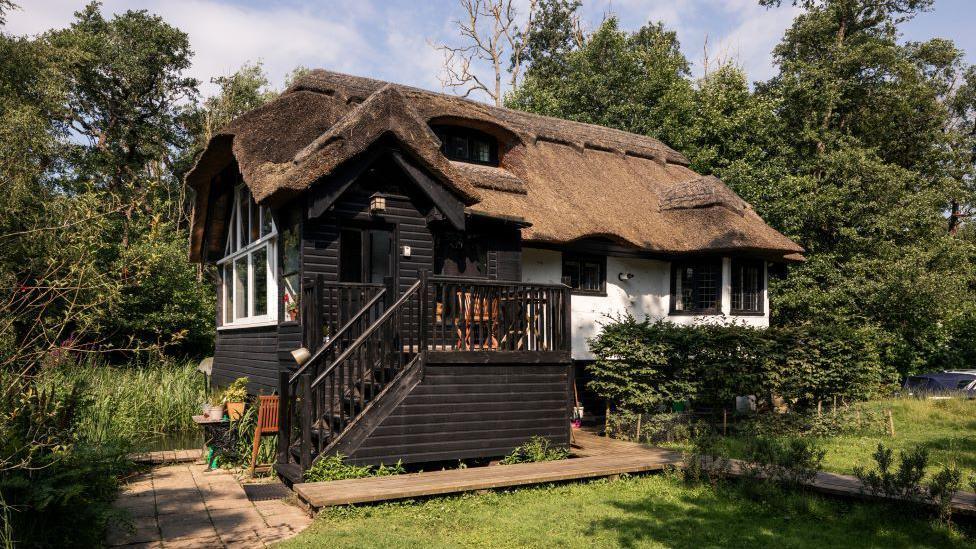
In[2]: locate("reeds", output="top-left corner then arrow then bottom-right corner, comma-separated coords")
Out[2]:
40,356 -> 205,446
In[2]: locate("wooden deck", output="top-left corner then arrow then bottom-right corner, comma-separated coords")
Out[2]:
294,431 -> 680,509
292,430 -> 976,516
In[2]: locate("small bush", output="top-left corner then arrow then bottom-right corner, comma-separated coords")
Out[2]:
500,437 -> 570,465
741,437 -> 826,487
303,454 -> 405,482
854,443 -> 928,502
682,433 -> 732,486
928,464 -> 962,525
222,377 -> 249,403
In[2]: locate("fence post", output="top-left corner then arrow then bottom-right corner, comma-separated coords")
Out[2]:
887,409 -> 896,437
300,372 -> 312,470
419,270 -> 429,357
561,287 -> 572,352
277,371 -> 290,465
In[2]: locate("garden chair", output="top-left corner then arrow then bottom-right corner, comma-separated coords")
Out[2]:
249,395 -> 279,476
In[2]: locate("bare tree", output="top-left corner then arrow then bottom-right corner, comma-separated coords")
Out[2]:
432,0 -> 537,106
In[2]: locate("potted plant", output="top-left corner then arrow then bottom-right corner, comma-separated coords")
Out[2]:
205,392 -> 226,420
223,377 -> 249,421
284,294 -> 299,321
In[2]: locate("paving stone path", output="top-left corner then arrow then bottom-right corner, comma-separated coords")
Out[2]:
108,463 -> 312,548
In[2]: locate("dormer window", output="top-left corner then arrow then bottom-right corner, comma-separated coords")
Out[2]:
432,125 -> 498,166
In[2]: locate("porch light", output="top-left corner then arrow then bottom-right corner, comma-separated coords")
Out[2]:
618,272 -> 634,281
369,193 -> 386,215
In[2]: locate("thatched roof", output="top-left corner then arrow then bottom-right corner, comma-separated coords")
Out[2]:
188,69 -> 803,262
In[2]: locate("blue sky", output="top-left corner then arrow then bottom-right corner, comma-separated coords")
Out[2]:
7,0 -> 975,100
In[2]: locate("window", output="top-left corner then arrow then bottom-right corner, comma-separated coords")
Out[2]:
671,259 -> 722,314
562,253 -> 606,295
731,258 -> 764,314
219,186 -> 277,327
432,125 -> 498,165
434,231 -> 488,278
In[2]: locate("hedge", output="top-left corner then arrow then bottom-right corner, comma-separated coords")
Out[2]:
586,317 -> 896,412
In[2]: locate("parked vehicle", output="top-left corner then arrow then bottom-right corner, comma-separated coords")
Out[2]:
903,372 -> 976,398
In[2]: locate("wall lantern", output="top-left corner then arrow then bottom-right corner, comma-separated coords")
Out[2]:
618,272 -> 634,281
369,193 -> 386,215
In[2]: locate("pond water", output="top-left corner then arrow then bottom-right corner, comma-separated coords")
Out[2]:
138,430 -> 204,452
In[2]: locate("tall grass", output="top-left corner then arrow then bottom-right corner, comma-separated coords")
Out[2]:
40,356 -> 206,446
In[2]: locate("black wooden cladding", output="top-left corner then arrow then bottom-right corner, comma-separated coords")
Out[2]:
346,362 -> 571,466
213,325 -> 279,393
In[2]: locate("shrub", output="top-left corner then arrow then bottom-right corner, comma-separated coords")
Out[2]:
222,377 -> 249,403
854,443 -> 928,502
607,410 -> 702,444
681,433 -> 732,486
587,317 -> 890,412
0,372 -> 132,548
741,437 -> 825,487
500,436 -> 570,465
303,454 -> 404,482
928,464 -> 962,525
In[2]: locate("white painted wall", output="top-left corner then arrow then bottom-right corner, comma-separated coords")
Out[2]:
521,247 -> 769,360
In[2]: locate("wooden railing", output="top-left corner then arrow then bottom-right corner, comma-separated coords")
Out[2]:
302,276 -> 385,351
279,273 -> 571,472
427,276 -> 571,352
280,277 -> 426,470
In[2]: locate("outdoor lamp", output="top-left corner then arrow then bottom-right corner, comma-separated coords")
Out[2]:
369,193 -> 386,215
618,272 -> 634,281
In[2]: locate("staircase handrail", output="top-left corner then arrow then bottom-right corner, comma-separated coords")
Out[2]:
310,278 -> 423,390
288,288 -> 387,384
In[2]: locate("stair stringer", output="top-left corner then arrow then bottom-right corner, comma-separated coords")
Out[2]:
317,353 -> 424,461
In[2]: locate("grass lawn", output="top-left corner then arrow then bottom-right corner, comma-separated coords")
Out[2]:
281,397 -> 976,548
691,398 -> 976,478
280,474 -> 975,548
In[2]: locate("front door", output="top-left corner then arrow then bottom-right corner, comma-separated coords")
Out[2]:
339,225 -> 395,284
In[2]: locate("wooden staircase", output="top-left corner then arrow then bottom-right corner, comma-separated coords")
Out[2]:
277,274 -> 428,484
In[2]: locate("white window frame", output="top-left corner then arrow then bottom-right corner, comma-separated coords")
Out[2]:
218,185 -> 278,329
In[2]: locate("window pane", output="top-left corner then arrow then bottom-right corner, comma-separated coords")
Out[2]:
562,259 -> 580,289
234,256 -> 248,319
450,135 -> 469,159
368,230 -> 392,284
227,208 -> 237,254
223,265 -> 233,323
260,205 -> 273,237
252,247 -> 268,316
340,229 -> 363,282
581,261 -> 601,291
239,189 -> 251,246
249,201 -> 260,243
472,139 -> 490,162
732,259 -> 762,313
695,262 -> 720,310
672,261 -> 721,313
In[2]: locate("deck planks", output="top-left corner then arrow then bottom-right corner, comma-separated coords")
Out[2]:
293,430 -> 976,516
294,431 -> 680,508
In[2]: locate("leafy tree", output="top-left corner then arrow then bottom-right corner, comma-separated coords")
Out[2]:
508,17 -> 695,149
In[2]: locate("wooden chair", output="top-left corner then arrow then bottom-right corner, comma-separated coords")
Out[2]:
249,395 -> 279,476
456,291 -> 500,350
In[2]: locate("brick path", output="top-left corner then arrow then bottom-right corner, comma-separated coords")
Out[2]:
107,463 -> 311,548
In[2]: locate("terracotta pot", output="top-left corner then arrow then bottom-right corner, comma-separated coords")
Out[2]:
226,401 -> 245,421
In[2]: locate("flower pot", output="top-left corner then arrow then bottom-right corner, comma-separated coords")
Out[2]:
206,403 -> 226,420
226,401 -> 245,421
287,309 -> 298,321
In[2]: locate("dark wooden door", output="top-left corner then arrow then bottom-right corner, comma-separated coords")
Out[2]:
338,224 -> 395,322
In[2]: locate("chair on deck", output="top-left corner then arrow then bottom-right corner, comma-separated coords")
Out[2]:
249,395 -> 279,476
455,291 -> 500,350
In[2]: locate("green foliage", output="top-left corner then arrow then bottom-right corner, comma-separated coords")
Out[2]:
854,443 -> 929,502
500,436 -> 570,465
0,372 -> 132,548
230,403 -> 277,472
587,317 -> 890,412
928,464 -> 963,525
741,437 -> 826,487
508,0 -> 976,378
222,377 -> 249,403
303,454 -> 405,483
38,357 -> 205,444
